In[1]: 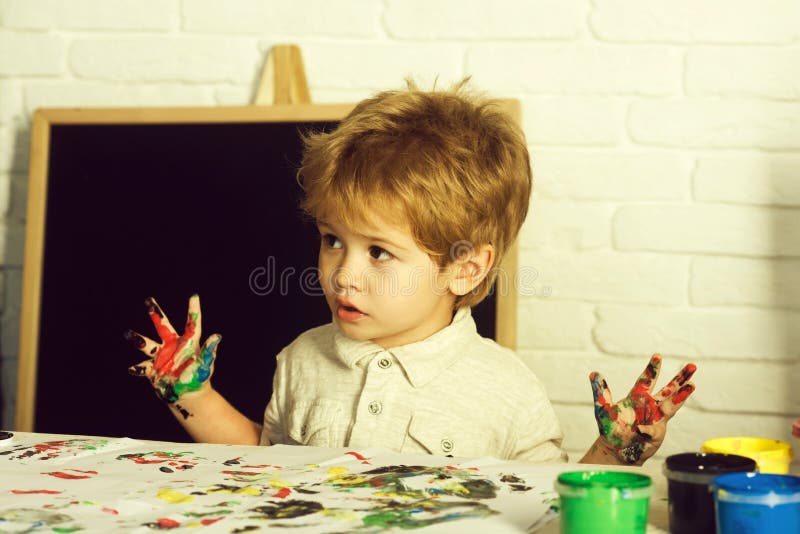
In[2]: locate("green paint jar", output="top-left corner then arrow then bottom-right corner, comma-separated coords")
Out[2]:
555,470 -> 652,534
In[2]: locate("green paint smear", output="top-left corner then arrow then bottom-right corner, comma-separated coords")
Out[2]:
52,528 -> 82,533
183,509 -> 233,518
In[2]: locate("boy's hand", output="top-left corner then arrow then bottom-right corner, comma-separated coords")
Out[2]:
125,295 -> 220,404
589,354 -> 696,464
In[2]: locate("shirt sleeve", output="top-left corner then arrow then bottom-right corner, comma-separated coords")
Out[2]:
260,350 -> 287,445
508,392 -> 569,464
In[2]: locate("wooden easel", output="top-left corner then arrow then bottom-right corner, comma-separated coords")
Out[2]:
253,44 -> 311,105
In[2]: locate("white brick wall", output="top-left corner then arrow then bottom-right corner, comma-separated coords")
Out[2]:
1,2 -> 798,466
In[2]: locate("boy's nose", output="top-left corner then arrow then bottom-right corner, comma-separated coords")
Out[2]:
332,265 -> 361,293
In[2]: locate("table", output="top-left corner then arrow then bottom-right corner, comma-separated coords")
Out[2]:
0,432 -> 669,532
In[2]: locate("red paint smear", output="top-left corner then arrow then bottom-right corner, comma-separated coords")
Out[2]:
68,469 -> 98,475
43,471 -> 91,480
102,507 -> 119,515
201,518 -> 223,526
157,518 -> 181,528
346,451 -> 368,461
127,457 -> 167,464
242,464 -> 270,468
272,487 -> 291,499
672,384 -> 695,404
12,489 -> 63,494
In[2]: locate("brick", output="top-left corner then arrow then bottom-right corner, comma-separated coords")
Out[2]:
532,149 -> 690,201
0,173 -> 9,217
521,197 -> 613,251
629,99 -> 800,149
8,173 -> 26,222
0,81 -> 23,125
591,0 -> 800,44
0,220 -> 24,267
25,82 -> 215,115
517,299 -> 595,350
0,126 -> 30,174
664,408 -> 798,458
468,44 -> 680,95
595,304 -> 800,360
70,37 -> 259,83
386,0 -> 587,40
522,97 -> 626,146
214,86 -> 251,106
614,204 -> 800,257
527,350 -> 800,415
0,0 -> 177,30
2,268 -> 21,313
184,0 -> 379,37
694,154 -> 800,207
0,30 -> 64,76
687,47 -> 800,100
518,250 -> 688,305
691,257 -> 800,310
296,42 -> 464,90
0,356 -> 17,428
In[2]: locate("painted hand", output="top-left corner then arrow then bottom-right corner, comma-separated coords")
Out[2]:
125,295 -> 220,404
590,354 -> 696,464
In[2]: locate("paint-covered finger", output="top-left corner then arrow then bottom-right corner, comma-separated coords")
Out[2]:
631,353 -> 662,395
655,362 -> 697,401
589,371 -> 613,407
185,293 -> 201,344
145,296 -> 178,342
123,329 -> 161,357
659,382 -> 696,418
128,359 -> 155,380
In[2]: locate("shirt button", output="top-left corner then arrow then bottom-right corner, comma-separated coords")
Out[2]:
441,438 -> 454,453
377,358 -> 392,369
368,401 -> 382,415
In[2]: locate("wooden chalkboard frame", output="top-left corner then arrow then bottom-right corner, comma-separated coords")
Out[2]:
15,102 -> 521,432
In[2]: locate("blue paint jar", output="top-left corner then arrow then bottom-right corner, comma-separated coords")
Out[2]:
711,472 -> 800,533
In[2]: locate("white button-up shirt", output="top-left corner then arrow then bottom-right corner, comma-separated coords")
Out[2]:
261,307 -> 567,463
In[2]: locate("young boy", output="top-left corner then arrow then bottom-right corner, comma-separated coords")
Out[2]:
126,81 -> 696,465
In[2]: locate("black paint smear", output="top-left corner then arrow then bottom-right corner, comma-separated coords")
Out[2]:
249,500 -> 323,520
160,466 -> 173,473
509,484 -> 531,492
363,465 -> 427,475
223,458 -> 241,466
175,404 -> 190,420
458,479 -> 498,499
500,474 -> 523,484
232,527 -> 260,533
176,464 -> 194,470
293,488 -> 320,494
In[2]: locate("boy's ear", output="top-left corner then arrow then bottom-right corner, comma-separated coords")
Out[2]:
447,243 -> 495,296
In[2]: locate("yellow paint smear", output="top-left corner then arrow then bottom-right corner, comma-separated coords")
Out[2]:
321,509 -> 359,521
326,466 -> 349,475
268,478 -> 295,489
156,489 -> 195,504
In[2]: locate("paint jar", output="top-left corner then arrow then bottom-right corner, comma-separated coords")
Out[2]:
555,470 -> 652,534
711,472 -> 800,533
702,437 -> 793,474
663,452 -> 757,534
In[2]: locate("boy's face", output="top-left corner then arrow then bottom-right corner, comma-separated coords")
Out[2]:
316,212 -> 457,349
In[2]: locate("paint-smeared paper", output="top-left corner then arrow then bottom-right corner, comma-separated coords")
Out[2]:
0,432 -> 573,533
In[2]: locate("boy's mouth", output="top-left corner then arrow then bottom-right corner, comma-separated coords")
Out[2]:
336,298 -> 367,321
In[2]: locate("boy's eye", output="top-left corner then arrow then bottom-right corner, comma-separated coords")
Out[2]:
322,234 -> 342,249
369,246 -> 393,261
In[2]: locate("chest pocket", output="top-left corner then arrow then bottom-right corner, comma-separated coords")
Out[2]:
285,400 -> 342,447
404,410 -> 501,459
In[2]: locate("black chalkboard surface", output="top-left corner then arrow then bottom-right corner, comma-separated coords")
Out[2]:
17,106 -> 506,442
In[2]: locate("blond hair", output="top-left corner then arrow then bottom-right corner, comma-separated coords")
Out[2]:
298,79 -> 532,308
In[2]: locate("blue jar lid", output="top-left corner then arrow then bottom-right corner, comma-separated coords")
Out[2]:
712,473 -> 800,505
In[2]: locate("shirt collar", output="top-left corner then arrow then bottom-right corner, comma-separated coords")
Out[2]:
332,307 -> 476,388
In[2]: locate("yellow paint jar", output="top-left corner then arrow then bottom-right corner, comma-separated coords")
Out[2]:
702,437 -> 793,474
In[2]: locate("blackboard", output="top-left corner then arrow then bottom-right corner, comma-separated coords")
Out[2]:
16,105 -> 513,442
